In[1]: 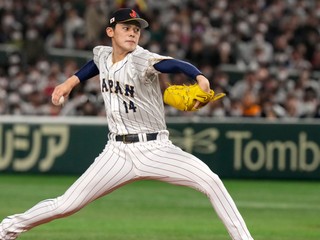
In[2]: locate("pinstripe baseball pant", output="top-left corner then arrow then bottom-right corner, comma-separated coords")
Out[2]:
0,132 -> 253,240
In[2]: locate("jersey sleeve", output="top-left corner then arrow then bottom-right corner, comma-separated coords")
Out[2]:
93,46 -> 102,69
132,46 -> 172,78
93,46 -> 112,70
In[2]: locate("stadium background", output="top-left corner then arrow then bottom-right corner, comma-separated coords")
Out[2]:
0,0 -> 320,179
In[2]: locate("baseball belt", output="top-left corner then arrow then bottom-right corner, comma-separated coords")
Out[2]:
115,133 -> 158,143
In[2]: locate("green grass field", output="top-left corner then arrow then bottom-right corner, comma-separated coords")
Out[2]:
0,175 -> 319,240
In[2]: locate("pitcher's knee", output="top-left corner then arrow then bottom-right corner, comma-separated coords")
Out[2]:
204,171 -> 223,185
48,196 -> 80,219
197,173 -> 224,196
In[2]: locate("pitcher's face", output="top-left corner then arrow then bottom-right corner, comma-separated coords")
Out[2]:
107,22 -> 141,53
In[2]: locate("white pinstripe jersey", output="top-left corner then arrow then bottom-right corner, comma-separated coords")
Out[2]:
93,45 -> 170,135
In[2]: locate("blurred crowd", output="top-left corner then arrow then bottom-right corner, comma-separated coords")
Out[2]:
1,0 -> 320,119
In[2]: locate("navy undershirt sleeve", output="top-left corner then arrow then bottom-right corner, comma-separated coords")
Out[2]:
74,60 -> 99,82
153,59 -> 202,80
74,59 -> 201,82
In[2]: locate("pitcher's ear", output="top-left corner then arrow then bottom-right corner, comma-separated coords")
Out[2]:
106,27 -> 114,37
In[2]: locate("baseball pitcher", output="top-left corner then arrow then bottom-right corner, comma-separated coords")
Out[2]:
0,8 -> 253,240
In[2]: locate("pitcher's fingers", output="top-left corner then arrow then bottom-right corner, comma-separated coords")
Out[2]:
52,95 -> 61,105
193,100 -> 201,110
51,89 -> 63,105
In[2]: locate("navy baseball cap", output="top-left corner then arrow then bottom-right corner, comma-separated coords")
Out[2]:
109,8 -> 149,29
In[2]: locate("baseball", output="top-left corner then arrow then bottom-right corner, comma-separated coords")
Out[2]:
58,96 -> 65,105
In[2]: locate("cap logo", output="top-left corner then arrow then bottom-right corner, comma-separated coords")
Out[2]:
129,10 -> 137,18
110,17 -> 115,24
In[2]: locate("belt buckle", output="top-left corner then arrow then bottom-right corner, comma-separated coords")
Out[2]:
122,135 -> 132,144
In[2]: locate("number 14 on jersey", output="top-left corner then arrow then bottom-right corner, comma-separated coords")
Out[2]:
123,101 -> 137,113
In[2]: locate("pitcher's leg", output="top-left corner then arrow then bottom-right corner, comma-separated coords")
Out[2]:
132,141 -> 253,240
0,143 -> 136,240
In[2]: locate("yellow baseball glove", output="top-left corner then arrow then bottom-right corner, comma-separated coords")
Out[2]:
163,84 -> 226,111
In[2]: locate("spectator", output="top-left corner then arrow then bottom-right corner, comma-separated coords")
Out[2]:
241,90 -> 261,117
227,99 -> 243,117
64,7 -> 85,49
230,69 -> 261,100
84,0 -> 107,46
310,46 -> 320,71
300,86 -> 319,118
260,100 -> 278,120
283,93 -> 302,118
